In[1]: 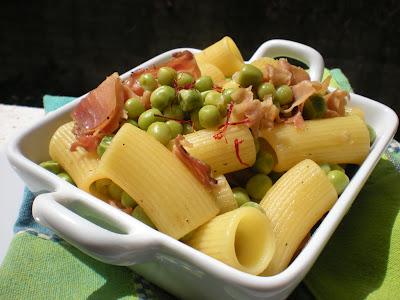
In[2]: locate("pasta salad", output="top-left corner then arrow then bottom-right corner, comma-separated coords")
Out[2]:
39,37 -> 374,276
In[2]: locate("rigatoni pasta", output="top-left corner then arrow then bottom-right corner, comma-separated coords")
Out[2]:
197,63 -> 226,84
195,36 -> 244,76
260,115 -> 370,172
92,124 -> 219,239
184,207 -> 275,275
49,122 -> 101,195
182,125 -> 256,175
211,175 -> 237,214
260,159 -> 337,275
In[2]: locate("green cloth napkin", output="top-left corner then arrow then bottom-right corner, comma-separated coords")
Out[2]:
304,158 -> 400,299
0,70 -> 399,299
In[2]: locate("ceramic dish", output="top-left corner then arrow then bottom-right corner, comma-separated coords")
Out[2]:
6,40 -> 398,300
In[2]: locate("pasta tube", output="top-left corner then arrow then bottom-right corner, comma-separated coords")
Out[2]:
197,63 -> 226,84
345,106 -> 365,120
250,57 -> 278,70
184,207 -> 275,275
260,115 -> 370,172
92,123 -> 219,239
212,175 -> 237,214
49,122 -> 101,195
182,125 -> 256,175
195,36 -> 244,77
222,80 -> 240,90
260,159 -> 337,275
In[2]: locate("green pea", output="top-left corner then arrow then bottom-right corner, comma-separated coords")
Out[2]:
126,119 -> 139,127
176,72 -> 194,88
163,104 -> 184,120
367,124 -> 376,145
58,172 -> 75,185
201,90 -> 212,102
257,82 -> 276,100
275,85 -> 293,105
121,191 -> 137,208
252,151 -> 274,175
222,88 -> 236,105
138,108 -> 163,130
40,160 -> 62,174
95,178 -> 112,195
327,170 -> 349,195
124,97 -> 145,119
97,135 -> 114,158
132,206 -> 156,229
204,90 -> 223,107
245,174 -> 272,202
235,64 -> 263,87
139,73 -> 158,91
150,86 -> 176,110
194,76 -> 213,92
157,67 -> 177,86
190,110 -> 203,131
199,105 -> 221,129
232,187 -> 251,206
108,182 -> 123,200
241,201 -> 266,214
147,122 -> 173,145
166,120 -> 183,138
178,89 -> 202,112
303,94 -> 327,120
319,163 -> 331,174
182,123 -> 194,134
330,164 -> 345,173
204,91 -> 226,115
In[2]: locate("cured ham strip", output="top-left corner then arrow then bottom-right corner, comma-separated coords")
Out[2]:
172,135 -> 217,188
324,89 -> 348,117
231,88 -> 279,136
123,50 -> 201,96
289,64 -> 310,85
259,58 -> 310,86
283,76 -> 332,114
71,73 -> 124,151
266,64 -> 292,86
167,51 -> 201,78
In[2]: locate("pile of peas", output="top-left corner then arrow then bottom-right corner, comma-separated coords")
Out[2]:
235,64 -> 328,119
116,67 -> 237,149
99,62 -> 328,153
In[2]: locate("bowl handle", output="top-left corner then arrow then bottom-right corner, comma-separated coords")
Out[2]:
32,190 -> 159,265
249,39 -> 325,81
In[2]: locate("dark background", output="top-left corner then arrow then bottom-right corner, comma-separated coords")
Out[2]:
1,0 -> 399,139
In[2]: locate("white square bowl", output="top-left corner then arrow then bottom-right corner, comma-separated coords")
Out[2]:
6,40 -> 398,300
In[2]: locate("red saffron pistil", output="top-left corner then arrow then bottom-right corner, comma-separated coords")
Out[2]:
234,138 -> 249,166
213,102 -> 250,140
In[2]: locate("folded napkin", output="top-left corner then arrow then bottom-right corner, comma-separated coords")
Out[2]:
0,70 -> 399,300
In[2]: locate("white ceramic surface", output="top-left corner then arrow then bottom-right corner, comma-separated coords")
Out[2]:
0,147 -> 24,265
6,40 -> 399,300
